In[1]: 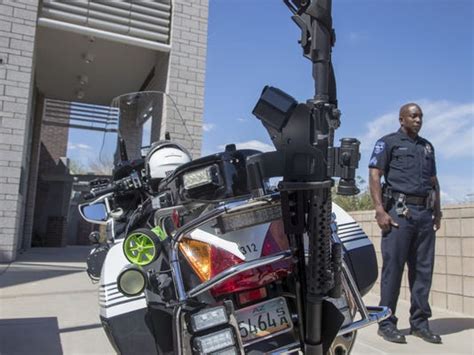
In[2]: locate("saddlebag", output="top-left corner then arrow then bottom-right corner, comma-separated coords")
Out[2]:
338,221 -> 378,296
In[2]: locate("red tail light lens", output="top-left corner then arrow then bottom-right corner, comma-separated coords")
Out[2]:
261,219 -> 294,274
211,245 -> 244,279
237,287 -> 267,306
180,220 -> 293,298
211,220 -> 293,297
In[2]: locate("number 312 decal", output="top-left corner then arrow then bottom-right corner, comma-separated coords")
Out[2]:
239,243 -> 257,255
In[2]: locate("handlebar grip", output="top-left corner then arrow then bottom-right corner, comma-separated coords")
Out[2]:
83,192 -> 95,200
83,184 -> 118,200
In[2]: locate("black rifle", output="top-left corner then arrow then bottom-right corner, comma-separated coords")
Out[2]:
247,1 -> 361,354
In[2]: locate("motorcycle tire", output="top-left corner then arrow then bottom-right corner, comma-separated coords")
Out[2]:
329,331 -> 357,355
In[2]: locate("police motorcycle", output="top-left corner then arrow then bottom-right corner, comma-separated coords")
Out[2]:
78,91 -> 193,354
88,1 -> 391,353
118,143 -> 384,355
114,3 -> 391,354
78,95 -> 379,355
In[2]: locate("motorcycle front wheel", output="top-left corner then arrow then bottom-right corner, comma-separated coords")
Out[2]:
329,331 -> 357,355
328,287 -> 358,355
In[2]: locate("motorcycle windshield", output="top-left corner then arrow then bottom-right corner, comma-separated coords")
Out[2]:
100,91 -> 194,167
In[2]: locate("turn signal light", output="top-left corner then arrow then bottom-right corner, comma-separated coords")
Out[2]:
179,239 -> 212,281
179,238 -> 243,287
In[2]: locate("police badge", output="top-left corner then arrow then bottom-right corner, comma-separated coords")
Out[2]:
424,143 -> 433,155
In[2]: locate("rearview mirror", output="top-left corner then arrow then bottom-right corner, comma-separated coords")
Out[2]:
79,202 -> 108,225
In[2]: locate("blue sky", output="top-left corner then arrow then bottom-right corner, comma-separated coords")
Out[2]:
201,0 -> 474,204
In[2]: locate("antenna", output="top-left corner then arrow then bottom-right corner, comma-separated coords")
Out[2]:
119,136 -> 128,162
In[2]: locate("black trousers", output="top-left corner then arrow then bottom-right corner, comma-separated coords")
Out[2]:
379,204 -> 436,330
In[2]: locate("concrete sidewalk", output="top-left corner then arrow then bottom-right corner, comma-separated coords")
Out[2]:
1,247 -> 473,355
0,247 -> 115,355
352,293 -> 474,355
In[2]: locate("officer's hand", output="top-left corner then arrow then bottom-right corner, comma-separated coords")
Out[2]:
433,215 -> 441,231
375,209 -> 399,232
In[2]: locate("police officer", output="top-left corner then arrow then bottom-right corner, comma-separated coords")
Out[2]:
369,103 -> 442,344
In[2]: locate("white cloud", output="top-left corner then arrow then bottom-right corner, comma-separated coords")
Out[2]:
348,31 -> 368,43
237,117 -> 247,122
218,139 -> 275,152
68,143 -> 92,150
359,100 -> 474,158
203,123 -> 216,132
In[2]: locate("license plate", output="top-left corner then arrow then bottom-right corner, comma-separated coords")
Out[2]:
235,297 -> 293,344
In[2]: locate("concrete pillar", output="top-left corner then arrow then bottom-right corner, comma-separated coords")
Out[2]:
22,91 -> 44,249
162,0 -> 209,158
0,0 -> 39,262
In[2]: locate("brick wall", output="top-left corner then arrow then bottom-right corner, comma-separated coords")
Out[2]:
164,0 -> 209,158
39,118 -> 69,173
350,204 -> 474,316
75,218 -> 97,246
0,0 -> 39,262
44,216 -> 67,247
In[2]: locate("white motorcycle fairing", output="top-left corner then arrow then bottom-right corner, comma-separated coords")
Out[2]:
98,240 -> 156,354
97,202 -> 375,353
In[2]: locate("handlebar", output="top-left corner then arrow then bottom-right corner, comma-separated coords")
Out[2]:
83,184 -> 119,200
83,171 -> 143,201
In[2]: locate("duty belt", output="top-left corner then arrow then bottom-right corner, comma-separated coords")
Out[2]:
392,192 -> 427,206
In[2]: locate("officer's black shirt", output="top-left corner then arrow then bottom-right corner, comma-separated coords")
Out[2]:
368,128 -> 437,197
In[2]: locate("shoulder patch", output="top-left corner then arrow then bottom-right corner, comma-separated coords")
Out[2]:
424,143 -> 433,155
373,140 -> 385,155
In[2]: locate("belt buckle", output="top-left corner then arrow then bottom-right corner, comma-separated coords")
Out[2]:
395,194 -> 407,216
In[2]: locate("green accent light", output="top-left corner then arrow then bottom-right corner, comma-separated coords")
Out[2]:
123,228 -> 162,266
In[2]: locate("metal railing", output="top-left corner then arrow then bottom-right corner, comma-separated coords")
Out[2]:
167,192 -> 390,329
164,192 -> 390,354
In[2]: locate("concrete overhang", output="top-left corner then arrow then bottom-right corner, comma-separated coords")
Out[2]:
35,25 -> 169,106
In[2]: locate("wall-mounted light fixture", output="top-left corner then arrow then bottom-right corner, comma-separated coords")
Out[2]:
76,90 -> 85,99
78,74 -> 89,85
83,53 -> 95,64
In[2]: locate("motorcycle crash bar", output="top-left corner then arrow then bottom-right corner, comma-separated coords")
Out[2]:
166,192 -> 391,339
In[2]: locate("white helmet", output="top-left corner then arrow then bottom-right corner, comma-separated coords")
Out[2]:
146,141 -> 191,181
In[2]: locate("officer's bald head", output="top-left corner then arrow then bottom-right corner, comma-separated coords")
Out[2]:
399,103 -> 422,119
399,103 -> 423,137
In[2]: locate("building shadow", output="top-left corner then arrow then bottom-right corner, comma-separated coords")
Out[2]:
400,317 -> 474,336
0,246 -> 92,288
17,246 -> 93,263
0,265 -> 85,289
0,317 -> 63,355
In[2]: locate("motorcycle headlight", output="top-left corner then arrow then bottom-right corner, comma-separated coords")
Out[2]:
117,266 -> 147,297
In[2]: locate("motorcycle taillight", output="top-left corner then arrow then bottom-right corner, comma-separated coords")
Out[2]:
211,220 -> 293,297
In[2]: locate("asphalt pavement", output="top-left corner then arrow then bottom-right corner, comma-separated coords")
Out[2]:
1,246 -> 473,355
